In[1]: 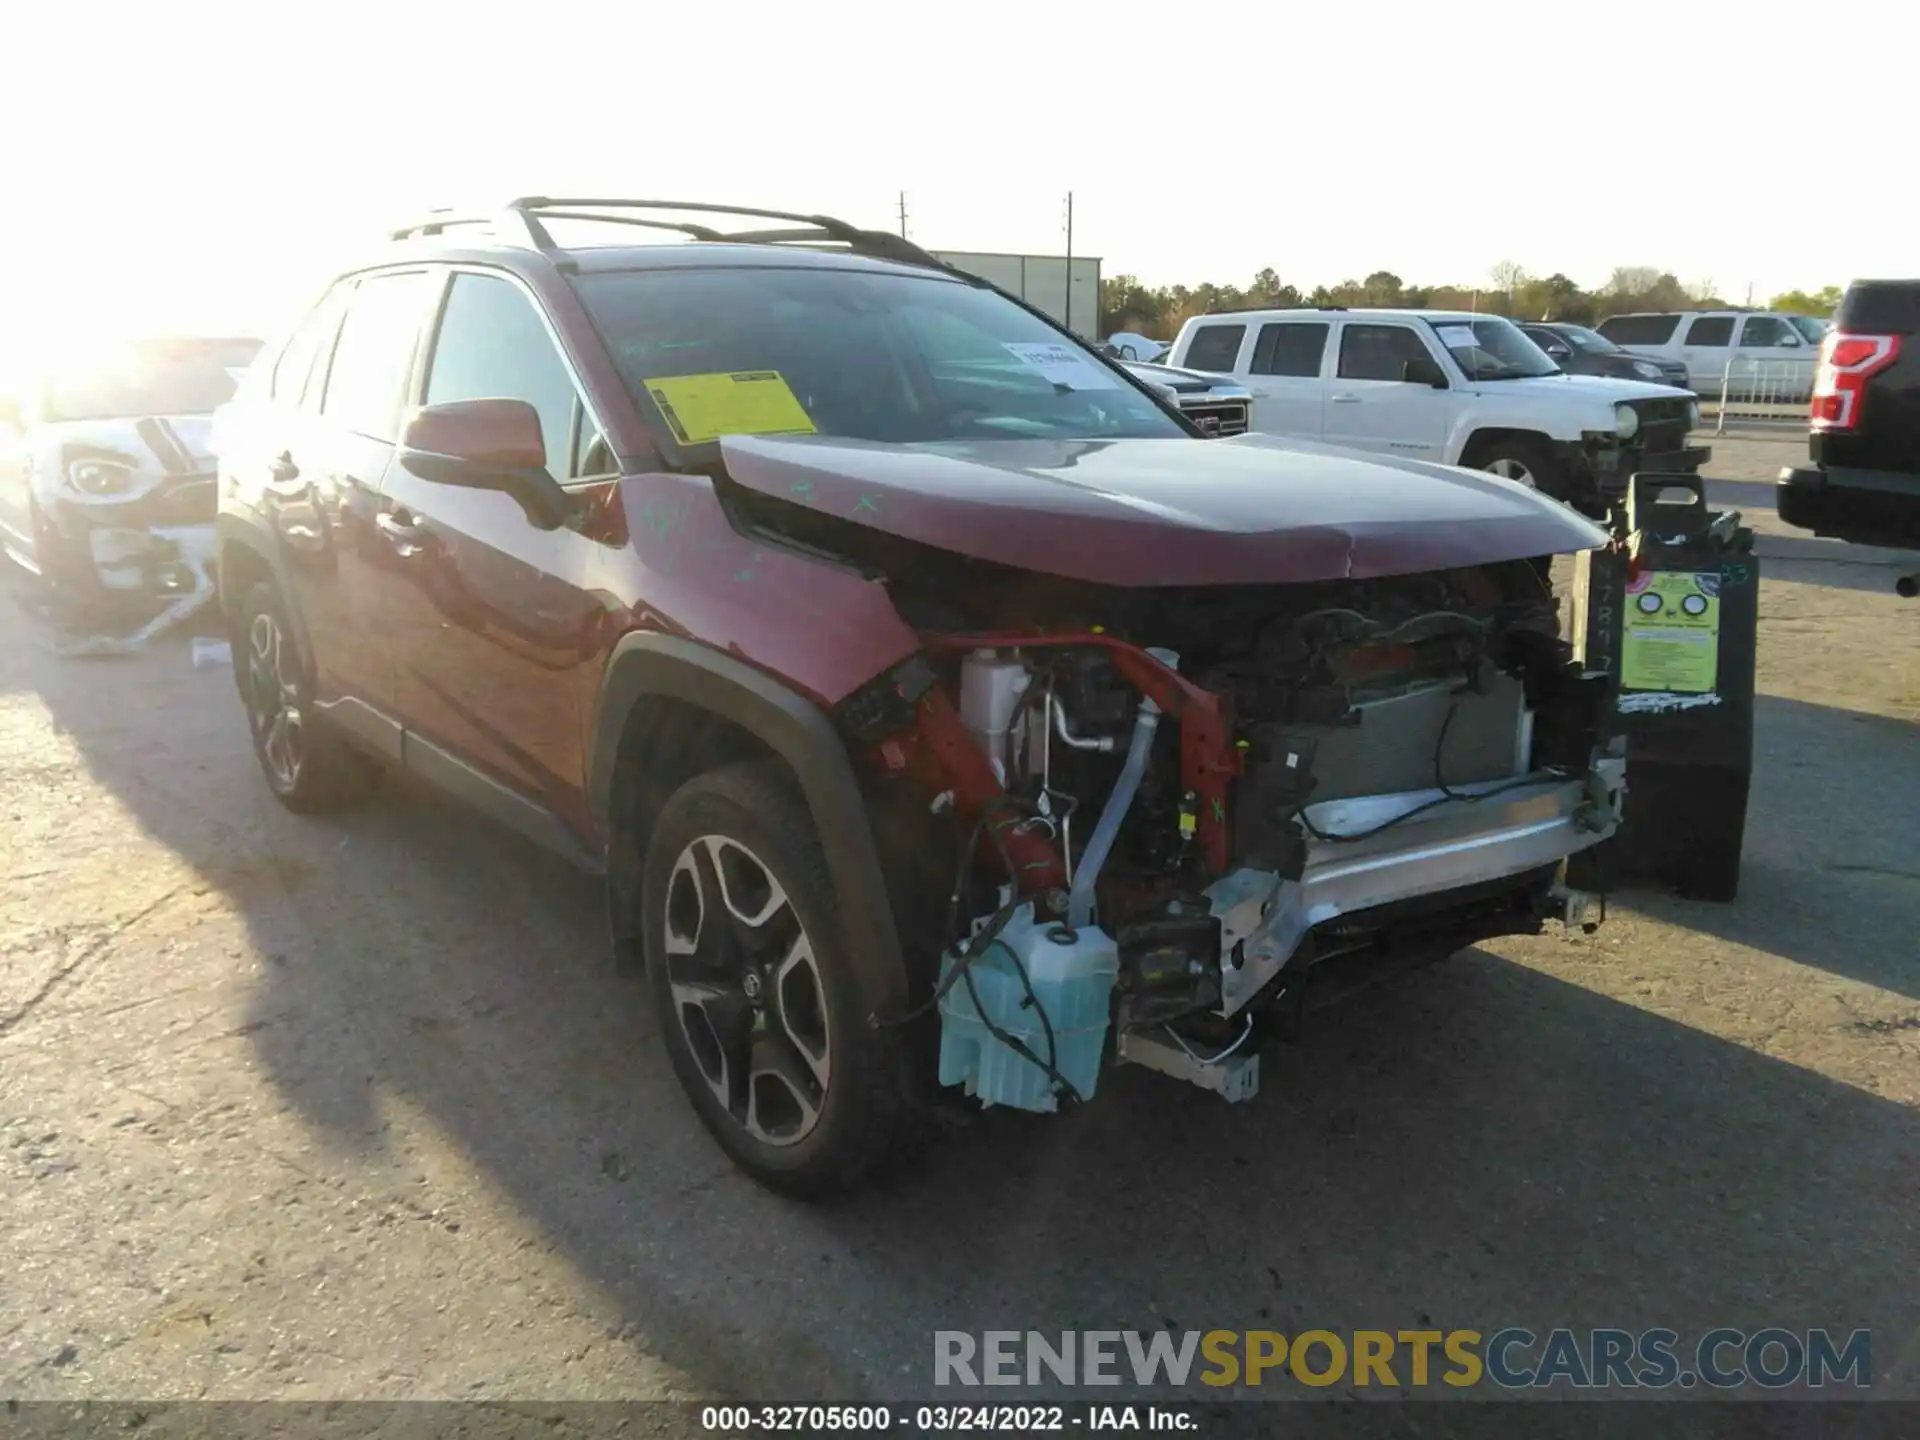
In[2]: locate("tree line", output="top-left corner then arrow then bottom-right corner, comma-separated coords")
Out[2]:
1099,263 -> 1845,340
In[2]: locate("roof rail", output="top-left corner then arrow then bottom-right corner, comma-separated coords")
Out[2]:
1182,304 -> 1304,318
390,207 -> 560,251
389,197 -> 956,274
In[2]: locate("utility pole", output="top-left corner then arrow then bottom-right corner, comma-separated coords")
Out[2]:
898,191 -> 908,239
1063,191 -> 1074,334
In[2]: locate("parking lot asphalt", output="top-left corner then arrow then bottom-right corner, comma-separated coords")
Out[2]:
2,426 -> 1916,1409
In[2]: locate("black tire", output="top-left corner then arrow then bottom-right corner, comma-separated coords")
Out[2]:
235,580 -> 381,813
1470,436 -> 1564,500
641,760 -> 906,1199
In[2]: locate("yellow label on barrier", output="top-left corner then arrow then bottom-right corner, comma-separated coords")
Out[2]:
1621,570 -> 1721,693
644,371 -> 816,445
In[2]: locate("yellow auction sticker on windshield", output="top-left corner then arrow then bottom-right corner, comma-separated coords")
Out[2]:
1621,570 -> 1721,693
644,371 -> 816,445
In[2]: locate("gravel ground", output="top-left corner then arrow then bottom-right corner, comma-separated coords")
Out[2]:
2,427 -> 1916,1409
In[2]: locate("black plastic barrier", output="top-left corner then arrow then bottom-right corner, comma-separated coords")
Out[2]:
1567,473 -> 1758,901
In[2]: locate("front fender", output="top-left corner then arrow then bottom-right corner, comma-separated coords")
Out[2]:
1444,396 -> 1602,465
589,631 -> 909,1017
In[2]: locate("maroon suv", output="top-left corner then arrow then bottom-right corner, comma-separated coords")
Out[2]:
214,200 -> 1625,1195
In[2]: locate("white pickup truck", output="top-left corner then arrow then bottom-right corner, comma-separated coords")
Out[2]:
1166,308 -> 1709,516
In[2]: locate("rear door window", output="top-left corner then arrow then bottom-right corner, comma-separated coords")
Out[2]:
1682,316 -> 1734,347
1599,315 -> 1681,345
1337,324 -> 1435,381
423,271 -> 601,480
1250,322 -> 1329,377
1183,324 -> 1247,372
318,270 -> 437,441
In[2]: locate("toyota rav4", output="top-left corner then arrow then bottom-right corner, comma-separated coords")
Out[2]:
213,200 -> 1625,1196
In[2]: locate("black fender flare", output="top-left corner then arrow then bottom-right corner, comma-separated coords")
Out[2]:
1458,426 -> 1559,470
589,631 -> 907,1018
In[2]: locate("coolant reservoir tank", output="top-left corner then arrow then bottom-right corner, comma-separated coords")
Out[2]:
958,649 -> 1031,783
936,906 -> 1118,1113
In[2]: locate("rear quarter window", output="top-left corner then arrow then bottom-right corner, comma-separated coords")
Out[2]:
1183,323 -> 1247,372
1598,315 -> 1681,345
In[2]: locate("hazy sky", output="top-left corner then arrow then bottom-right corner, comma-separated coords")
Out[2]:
3,0 -> 1913,346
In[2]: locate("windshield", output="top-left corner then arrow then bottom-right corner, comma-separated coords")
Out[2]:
573,266 -> 1186,446
1553,325 -> 1621,355
1787,315 -> 1830,343
1426,317 -> 1560,381
41,338 -> 261,423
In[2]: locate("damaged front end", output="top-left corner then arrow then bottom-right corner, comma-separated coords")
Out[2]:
838,561 -> 1623,1114
717,432 -> 1625,1113
22,416 -> 220,654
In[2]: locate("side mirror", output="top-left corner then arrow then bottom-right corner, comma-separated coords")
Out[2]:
1545,343 -> 1571,360
1778,333 -> 1802,348
1401,355 -> 1448,388
397,399 -> 577,530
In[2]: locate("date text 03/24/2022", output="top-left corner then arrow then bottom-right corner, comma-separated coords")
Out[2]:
699,1405 -> 1191,1432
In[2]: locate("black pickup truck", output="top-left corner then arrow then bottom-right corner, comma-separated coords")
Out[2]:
1776,278 -> 1920,595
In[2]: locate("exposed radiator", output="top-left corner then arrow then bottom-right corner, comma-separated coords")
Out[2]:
1233,674 -> 1529,868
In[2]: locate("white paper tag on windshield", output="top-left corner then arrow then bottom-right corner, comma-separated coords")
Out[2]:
1003,341 -> 1120,390
1436,325 -> 1481,350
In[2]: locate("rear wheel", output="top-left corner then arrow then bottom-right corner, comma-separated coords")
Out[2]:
642,760 -> 905,1198
236,580 -> 380,813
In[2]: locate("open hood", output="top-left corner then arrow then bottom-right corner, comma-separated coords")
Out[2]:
1121,360 -> 1241,394
720,433 -> 1606,587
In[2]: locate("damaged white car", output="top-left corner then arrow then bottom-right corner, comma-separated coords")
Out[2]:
0,336 -> 260,651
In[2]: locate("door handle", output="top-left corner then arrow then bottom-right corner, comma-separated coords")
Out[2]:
376,510 -> 430,554
268,452 -> 300,483
1330,393 -> 1362,403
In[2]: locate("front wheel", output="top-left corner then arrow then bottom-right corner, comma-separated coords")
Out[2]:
641,761 -> 906,1198
1473,438 -> 1556,494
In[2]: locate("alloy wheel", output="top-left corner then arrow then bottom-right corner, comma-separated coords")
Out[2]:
662,835 -> 832,1147
1485,458 -> 1538,487
246,610 -> 304,790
